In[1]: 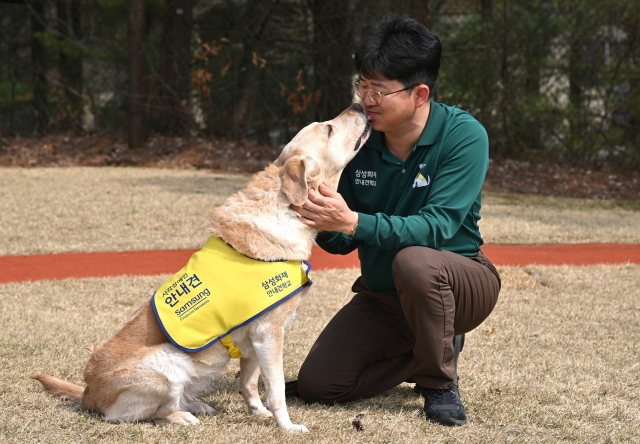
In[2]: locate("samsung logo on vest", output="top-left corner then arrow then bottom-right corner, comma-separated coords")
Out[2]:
175,288 -> 211,317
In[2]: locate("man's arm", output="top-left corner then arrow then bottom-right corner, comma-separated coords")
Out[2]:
315,229 -> 359,255
293,118 -> 488,252
292,168 -> 360,255
355,118 -> 488,250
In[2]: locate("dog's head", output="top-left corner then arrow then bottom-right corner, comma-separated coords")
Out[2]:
275,103 -> 370,206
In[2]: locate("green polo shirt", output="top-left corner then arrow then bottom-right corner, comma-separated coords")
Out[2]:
316,101 -> 489,294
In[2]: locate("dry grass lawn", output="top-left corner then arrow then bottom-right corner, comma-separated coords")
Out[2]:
480,193 -> 640,245
1,167 -> 638,256
1,265 -> 639,443
0,167 -> 248,255
1,166 -> 639,442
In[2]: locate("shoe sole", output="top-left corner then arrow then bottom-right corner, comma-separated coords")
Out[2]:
428,412 -> 468,426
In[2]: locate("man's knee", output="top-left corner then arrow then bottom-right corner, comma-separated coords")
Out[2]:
296,359 -> 324,403
297,359 -> 348,405
392,246 -> 443,291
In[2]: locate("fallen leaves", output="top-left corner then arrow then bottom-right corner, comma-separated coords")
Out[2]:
484,159 -> 639,201
351,413 -> 365,431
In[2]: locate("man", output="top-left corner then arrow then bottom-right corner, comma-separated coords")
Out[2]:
290,15 -> 501,426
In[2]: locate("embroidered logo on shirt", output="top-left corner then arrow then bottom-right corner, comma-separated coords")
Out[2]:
355,169 -> 377,186
413,164 -> 431,188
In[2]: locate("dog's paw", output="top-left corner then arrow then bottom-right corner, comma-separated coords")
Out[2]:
187,401 -> 216,416
154,411 -> 201,425
249,406 -> 273,418
282,423 -> 309,433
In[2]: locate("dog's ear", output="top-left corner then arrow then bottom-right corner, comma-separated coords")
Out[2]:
280,155 -> 319,206
273,143 -> 294,167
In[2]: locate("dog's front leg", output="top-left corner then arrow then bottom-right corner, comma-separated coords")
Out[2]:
252,330 -> 309,433
239,351 -> 272,418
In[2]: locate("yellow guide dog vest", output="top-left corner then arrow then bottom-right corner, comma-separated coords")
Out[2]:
151,236 -> 312,354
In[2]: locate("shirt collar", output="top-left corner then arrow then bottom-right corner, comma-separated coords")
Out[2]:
364,101 -> 446,152
416,101 -> 445,147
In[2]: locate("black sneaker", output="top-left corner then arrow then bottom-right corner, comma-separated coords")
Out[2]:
417,384 -> 468,426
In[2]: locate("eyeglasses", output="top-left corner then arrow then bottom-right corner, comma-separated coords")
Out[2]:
352,81 -> 418,105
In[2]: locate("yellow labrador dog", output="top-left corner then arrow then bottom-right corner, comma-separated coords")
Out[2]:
32,104 -> 370,433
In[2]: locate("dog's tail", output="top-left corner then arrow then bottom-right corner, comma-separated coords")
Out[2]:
31,374 -> 84,404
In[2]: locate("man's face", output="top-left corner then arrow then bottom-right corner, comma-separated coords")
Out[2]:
356,76 -> 418,133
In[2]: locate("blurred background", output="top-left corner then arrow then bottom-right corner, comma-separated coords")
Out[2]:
0,0 -> 639,171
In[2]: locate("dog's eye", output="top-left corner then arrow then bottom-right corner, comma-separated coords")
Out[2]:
326,124 -> 333,138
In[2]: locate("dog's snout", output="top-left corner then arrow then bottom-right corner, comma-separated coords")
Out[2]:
348,102 -> 368,124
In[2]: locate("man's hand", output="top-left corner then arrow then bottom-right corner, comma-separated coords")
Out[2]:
290,184 -> 358,235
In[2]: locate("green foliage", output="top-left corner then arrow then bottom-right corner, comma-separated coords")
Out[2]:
435,0 -> 640,170
0,0 -> 637,170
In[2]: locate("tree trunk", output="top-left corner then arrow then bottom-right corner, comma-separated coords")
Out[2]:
30,1 -> 49,134
310,0 -> 353,121
522,4 -> 542,150
128,0 -> 146,148
3,12 -> 18,135
159,0 -> 194,135
499,0 -> 510,153
481,0 -> 492,18
568,35 -> 583,154
410,0 -> 431,27
9,78 -> 16,136
232,0 -> 278,138
56,0 -> 83,132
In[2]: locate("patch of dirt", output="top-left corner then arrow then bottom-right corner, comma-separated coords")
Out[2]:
484,159 -> 639,201
0,133 -> 278,172
1,134 -> 638,201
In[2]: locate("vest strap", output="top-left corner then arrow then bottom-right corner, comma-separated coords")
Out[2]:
220,335 -> 242,359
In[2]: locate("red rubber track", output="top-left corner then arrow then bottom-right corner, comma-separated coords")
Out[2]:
1,244 -> 638,284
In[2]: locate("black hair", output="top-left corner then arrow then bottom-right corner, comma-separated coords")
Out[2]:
354,15 -> 442,96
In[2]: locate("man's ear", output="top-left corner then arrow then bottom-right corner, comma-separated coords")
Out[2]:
280,155 -> 319,206
415,84 -> 430,108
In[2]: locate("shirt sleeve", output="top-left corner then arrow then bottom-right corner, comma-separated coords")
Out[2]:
315,165 -> 360,255
354,117 -> 488,250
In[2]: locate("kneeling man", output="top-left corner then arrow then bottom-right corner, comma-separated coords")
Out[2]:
290,15 -> 501,427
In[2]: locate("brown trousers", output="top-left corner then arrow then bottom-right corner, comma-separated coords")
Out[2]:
297,247 -> 501,404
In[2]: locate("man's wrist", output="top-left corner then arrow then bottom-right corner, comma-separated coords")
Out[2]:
349,211 -> 359,237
